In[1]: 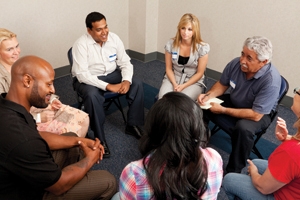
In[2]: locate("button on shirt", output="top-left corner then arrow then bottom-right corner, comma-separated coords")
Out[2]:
72,32 -> 133,91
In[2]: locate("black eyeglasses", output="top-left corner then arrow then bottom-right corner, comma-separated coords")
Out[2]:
294,87 -> 300,96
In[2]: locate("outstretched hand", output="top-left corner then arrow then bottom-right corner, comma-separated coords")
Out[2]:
275,117 -> 290,142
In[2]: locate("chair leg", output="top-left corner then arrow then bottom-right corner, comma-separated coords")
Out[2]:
211,124 -> 221,135
252,145 -> 263,159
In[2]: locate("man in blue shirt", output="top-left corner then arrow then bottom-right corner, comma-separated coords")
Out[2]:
198,36 -> 281,174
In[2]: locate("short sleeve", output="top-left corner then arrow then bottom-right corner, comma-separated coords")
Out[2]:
7,139 -> 61,189
164,39 -> 174,53
198,43 -> 210,57
119,163 -> 138,200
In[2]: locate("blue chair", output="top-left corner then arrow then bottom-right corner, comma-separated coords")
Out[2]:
210,75 -> 289,159
67,47 -> 127,124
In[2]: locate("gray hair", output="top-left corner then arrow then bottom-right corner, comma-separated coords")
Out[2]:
243,36 -> 273,64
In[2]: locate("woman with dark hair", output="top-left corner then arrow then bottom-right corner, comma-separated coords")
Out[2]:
114,92 -> 223,200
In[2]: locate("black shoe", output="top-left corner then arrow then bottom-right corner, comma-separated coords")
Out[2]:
125,125 -> 143,139
101,142 -> 110,158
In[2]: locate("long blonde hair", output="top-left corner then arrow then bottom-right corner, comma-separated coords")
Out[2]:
173,13 -> 203,53
0,28 -> 17,45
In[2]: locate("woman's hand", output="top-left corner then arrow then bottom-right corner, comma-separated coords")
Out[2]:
51,99 -> 63,110
40,109 -> 55,123
275,117 -> 291,142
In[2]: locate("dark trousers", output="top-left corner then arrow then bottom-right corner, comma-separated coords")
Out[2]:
73,69 -> 144,142
43,133 -> 117,200
203,94 -> 271,173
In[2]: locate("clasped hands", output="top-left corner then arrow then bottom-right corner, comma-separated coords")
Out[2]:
78,138 -> 105,163
172,83 -> 186,92
106,80 -> 130,94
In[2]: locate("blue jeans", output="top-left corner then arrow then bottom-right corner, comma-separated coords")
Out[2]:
222,159 -> 275,200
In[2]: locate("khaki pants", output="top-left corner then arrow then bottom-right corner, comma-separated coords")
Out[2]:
43,133 -> 117,200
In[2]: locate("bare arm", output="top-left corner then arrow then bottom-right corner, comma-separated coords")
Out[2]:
39,131 -> 104,158
247,159 -> 286,194
165,51 -> 177,88
45,140 -> 101,195
176,54 -> 208,92
213,105 -> 264,121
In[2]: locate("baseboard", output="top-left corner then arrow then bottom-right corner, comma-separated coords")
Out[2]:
54,50 -> 293,108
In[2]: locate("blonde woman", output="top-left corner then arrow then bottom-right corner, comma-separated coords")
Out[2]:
0,28 -> 89,137
222,87 -> 300,199
158,13 -> 209,100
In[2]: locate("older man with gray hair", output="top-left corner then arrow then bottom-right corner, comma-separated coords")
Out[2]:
198,36 -> 281,174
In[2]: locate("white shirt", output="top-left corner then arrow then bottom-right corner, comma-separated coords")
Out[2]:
72,32 -> 133,91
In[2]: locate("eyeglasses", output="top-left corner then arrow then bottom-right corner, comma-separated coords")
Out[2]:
294,87 -> 300,96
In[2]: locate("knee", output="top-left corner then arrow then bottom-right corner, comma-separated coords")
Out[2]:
131,77 -> 143,88
234,121 -> 254,139
222,173 -> 242,191
104,171 -> 117,194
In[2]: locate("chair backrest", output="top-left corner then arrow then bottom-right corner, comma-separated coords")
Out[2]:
67,47 -> 73,68
271,75 -> 289,121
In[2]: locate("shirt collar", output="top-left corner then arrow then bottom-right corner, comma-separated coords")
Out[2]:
0,93 -> 36,126
253,62 -> 271,79
86,32 -> 111,46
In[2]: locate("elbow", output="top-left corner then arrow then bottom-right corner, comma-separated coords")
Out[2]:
47,185 -> 69,196
257,188 -> 273,195
252,113 -> 263,122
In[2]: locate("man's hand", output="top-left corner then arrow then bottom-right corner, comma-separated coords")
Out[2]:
106,83 -> 122,93
197,93 -> 209,105
209,103 -> 226,114
118,80 -> 130,94
81,138 -> 104,161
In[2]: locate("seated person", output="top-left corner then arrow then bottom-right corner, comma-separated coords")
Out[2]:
198,36 -> 281,174
0,28 -> 89,138
158,13 -> 209,101
0,55 -> 117,199
113,92 -> 223,200
72,12 -> 145,156
222,87 -> 300,200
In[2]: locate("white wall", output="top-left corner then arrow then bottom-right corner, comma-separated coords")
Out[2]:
156,0 -> 300,97
1,0 -> 299,97
0,0 -> 129,69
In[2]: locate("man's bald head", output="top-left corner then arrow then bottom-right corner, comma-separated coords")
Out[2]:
7,55 -> 55,111
11,55 -> 54,83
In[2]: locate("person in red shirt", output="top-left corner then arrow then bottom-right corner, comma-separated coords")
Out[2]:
222,87 -> 300,200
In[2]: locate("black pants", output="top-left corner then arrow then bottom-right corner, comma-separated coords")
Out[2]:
203,94 -> 271,173
73,69 -> 144,142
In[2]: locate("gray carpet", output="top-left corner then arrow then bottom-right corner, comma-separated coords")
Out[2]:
54,59 -> 296,200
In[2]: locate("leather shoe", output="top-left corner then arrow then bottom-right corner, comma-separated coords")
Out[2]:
101,142 -> 110,158
125,125 -> 143,139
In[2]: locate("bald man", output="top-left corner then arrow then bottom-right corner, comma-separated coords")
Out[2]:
0,56 -> 117,199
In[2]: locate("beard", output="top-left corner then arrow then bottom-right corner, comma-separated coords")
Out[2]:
29,81 -> 48,108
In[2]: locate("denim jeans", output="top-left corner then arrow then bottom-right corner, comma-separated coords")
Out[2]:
222,159 -> 275,200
